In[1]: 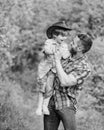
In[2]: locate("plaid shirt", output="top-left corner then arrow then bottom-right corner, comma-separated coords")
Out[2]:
53,55 -> 91,110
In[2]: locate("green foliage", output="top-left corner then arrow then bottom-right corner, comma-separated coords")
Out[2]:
77,109 -> 104,130
0,79 -> 43,130
0,79 -> 28,130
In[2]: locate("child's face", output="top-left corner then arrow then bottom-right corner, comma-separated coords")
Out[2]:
55,31 -> 68,44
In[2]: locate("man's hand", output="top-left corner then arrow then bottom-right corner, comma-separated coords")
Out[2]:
54,47 -> 61,62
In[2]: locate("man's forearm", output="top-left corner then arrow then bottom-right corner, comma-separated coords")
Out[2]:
55,59 -> 77,87
55,59 -> 68,85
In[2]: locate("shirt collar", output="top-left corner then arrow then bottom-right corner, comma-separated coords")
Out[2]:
66,54 -> 86,63
72,54 -> 85,61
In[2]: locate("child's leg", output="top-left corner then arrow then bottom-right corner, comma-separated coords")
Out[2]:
42,72 -> 54,115
36,92 -> 44,116
42,96 -> 51,115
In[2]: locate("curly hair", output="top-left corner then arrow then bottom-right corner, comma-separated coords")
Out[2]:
77,34 -> 93,53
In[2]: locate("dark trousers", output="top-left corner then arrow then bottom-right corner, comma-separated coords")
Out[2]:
44,97 -> 76,130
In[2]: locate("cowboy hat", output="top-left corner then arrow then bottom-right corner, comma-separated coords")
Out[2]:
46,21 -> 72,39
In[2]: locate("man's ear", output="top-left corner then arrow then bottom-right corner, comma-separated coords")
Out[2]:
77,44 -> 84,52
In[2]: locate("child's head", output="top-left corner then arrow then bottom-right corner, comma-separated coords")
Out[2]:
52,29 -> 69,44
46,21 -> 72,39
45,21 -> 73,57
44,30 -> 70,56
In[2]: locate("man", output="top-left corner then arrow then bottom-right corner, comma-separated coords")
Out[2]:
43,22 -> 92,130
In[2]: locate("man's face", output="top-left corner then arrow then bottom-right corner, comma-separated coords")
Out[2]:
70,36 -> 83,53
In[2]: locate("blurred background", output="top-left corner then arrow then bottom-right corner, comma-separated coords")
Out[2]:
0,0 -> 104,130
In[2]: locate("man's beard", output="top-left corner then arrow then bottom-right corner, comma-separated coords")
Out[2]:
70,48 -> 77,57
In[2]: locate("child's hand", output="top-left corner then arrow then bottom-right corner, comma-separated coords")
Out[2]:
36,108 -> 42,116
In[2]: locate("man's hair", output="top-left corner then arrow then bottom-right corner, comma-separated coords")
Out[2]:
77,34 -> 93,53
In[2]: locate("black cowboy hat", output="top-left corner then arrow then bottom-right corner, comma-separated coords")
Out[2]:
46,21 -> 72,39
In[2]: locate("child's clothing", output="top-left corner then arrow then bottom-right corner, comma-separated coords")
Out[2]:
38,38 -> 70,97
36,39 -> 58,115
38,68 -> 55,98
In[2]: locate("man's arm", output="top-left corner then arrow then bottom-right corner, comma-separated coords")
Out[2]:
54,50 -> 91,87
55,59 -> 77,87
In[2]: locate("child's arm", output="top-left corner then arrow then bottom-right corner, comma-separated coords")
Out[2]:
36,75 -> 47,115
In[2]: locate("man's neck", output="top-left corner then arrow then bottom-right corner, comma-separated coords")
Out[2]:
72,51 -> 84,60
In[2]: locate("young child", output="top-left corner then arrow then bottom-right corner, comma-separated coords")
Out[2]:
36,28 -> 71,115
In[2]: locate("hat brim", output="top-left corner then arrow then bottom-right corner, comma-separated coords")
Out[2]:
46,25 -> 72,39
